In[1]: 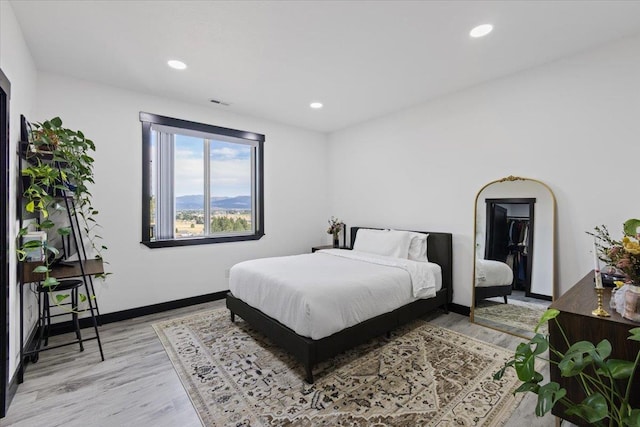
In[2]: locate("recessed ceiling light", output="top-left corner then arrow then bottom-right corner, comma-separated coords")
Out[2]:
470,24 -> 493,38
167,60 -> 187,70
310,102 -> 323,109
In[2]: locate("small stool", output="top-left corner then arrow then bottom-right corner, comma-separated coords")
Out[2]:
35,279 -> 84,355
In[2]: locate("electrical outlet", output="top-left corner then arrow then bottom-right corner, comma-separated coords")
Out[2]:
225,269 -> 230,279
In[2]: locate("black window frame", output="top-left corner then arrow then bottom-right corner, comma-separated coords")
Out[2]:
139,112 -> 265,248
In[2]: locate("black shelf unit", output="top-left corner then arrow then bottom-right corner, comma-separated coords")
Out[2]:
16,115 -> 104,383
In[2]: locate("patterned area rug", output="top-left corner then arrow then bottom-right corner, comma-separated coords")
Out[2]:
153,309 -> 525,426
474,301 -> 549,336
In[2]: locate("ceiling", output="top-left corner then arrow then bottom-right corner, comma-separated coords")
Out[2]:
10,0 -> 640,133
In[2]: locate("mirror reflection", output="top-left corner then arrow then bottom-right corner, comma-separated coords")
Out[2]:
472,176 -> 556,339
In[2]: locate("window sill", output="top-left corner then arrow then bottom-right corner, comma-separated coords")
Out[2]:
141,232 -> 265,248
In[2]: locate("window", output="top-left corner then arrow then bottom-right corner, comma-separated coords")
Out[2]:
140,112 -> 264,248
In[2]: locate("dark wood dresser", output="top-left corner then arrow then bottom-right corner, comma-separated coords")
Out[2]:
549,271 -> 640,425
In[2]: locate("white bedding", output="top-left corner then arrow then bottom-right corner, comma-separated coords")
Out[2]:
475,259 -> 513,287
229,249 -> 442,340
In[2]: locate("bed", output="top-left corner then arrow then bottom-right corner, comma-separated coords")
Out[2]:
226,227 -> 453,383
474,258 -> 514,304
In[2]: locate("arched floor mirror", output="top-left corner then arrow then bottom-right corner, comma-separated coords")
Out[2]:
471,176 -> 556,339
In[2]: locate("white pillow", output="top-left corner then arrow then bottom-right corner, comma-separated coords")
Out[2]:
406,232 -> 429,262
353,229 -> 411,259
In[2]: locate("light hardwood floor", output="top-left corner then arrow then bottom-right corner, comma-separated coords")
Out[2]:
3,301 -> 555,426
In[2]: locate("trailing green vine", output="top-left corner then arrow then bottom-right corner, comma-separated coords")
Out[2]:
17,117 -> 109,308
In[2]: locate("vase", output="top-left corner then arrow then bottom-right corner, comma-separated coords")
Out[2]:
622,285 -> 640,322
333,235 -> 339,248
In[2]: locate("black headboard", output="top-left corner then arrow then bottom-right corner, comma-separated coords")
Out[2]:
350,227 -> 453,303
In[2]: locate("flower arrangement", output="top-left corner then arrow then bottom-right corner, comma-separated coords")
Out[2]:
589,218 -> 640,285
327,216 -> 344,237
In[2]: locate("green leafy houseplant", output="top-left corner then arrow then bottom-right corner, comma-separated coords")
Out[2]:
17,117 -> 108,304
494,309 -> 640,427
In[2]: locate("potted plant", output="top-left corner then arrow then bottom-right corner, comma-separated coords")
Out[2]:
17,117 -> 107,301
327,216 -> 344,248
494,309 -> 640,426
589,219 -> 640,322
589,219 -> 640,285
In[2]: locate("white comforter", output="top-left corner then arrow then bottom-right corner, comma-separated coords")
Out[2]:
229,249 -> 442,340
475,259 -> 513,287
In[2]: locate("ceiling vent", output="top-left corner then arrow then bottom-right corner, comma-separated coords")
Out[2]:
209,98 -> 231,107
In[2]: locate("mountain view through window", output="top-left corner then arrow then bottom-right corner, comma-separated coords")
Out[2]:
141,111 -> 264,247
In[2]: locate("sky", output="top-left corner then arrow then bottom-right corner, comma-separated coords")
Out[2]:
173,134 -> 251,197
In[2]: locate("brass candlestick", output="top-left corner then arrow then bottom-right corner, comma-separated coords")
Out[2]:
592,287 -> 610,317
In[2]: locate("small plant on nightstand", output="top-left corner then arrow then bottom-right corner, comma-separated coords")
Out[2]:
327,216 -> 344,248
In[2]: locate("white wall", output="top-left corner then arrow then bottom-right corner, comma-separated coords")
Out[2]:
327,33 -> 640,308
34,72 -> 329,314
0,0 -> 38,381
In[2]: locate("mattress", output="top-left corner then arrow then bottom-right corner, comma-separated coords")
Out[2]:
229,249 -> 442,340
475,259 -> 514,287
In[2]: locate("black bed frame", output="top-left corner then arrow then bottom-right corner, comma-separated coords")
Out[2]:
226,227 -> 453,383
475,284 -> 512,304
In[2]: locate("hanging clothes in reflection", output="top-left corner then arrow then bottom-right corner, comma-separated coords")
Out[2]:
506,217 -> 530,289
